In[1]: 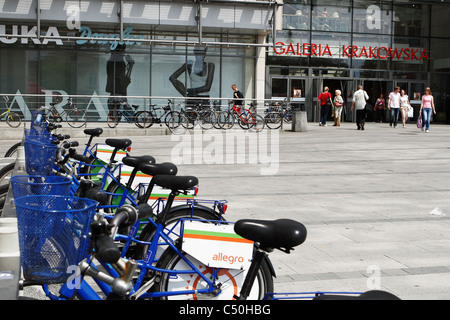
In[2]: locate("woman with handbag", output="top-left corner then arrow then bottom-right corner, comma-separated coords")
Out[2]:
333,89 -> 344,127
318,86 -> 332,126
400,89 -> 411,128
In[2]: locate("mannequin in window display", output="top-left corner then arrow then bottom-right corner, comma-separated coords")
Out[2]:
106,44 -> 135,111
169,45 -> 215,108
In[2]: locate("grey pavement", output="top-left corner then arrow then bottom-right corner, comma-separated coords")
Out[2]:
2,119 -> 450,300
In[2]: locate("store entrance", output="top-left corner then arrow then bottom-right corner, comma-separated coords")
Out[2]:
363,80 -> 389,122
313,78 -> 354,122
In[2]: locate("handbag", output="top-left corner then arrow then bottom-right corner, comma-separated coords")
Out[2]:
417,113 -> 422,129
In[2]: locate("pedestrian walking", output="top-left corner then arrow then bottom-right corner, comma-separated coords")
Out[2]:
333,89 -> 344,127
399,89 -> 411,128
388,86 -> 401,128
351,85 -> 369,130
419,87 -> 436,133
318,87 -> 332,126
375,93 -> 385,123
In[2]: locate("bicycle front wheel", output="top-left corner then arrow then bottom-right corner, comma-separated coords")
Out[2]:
217,112 -> 235,130
247,114 -> 265,133
66,109 -> 86,128
107,110 -> 121,128
264,112 -> 282,129
154,245 -> 274,300
134,111 -> 153,129
167,113 -> 188,135
198,110 -> 216,130
6,112 -> 22,128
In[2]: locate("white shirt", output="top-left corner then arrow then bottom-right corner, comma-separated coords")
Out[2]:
352,89 -> 369,110
389,92 -> 401,108
400,95 -> 409,107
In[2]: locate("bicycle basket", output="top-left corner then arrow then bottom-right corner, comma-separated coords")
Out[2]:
10,175 -> 72,199
24,140 -> 57,176
14,195 -> 98,284
30,111 -> 48,132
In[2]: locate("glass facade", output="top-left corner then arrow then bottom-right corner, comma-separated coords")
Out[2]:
269,0 -> 450,122
0,0 -> 267,121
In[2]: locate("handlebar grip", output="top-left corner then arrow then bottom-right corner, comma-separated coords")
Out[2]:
94,233 -> 121,264
85,188 -> 108,205
136,203 -> 153,220
71,153 -> 90,163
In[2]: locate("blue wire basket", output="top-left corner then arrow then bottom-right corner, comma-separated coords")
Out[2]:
24,140 -> 57,176
10,175 -> 72,199
30,111 -> 48,132
14,195 -> 98,284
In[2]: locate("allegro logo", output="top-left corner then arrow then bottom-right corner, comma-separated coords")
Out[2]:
212,253 -> 245,265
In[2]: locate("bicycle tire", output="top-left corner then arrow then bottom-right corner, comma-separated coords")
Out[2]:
66,109 -> 86,128
103,180 -> 135,214
184,110 -> 198,130
134,111 -> 153,129
238,113 -> 251,130
0,184 -> 9,217
198,110 -> 216,130
248,115 -> 265,133
153,242 -> 274,300
4,141 -> 21,157
264,112 -> 282,129
0,162 -> 15,186
167,114 -> 188,135
218,112 -> 235,130
6,112 -> 22,128
107,110 -> 121,128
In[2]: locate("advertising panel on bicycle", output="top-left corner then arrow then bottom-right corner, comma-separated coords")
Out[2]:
182,220 -> 253,270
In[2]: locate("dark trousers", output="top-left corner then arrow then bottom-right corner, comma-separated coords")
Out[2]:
356,109 -> 366,128
320,104 -> 329,124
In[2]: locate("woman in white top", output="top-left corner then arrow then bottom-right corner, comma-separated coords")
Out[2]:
399,90 -> 411,128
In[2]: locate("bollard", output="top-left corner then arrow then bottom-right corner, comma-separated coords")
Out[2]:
292,110 -> 308,132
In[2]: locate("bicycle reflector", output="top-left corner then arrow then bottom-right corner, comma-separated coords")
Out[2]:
194,186 -> 199,196
221,203 -> 228,214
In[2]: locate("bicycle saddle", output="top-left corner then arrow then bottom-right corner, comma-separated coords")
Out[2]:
139,163 -> 178,176
122,155 -> 155,168
84,128 -> 103,137
313,290 -> 400,300
152,175 -> 198,191
234,219 -> 307,252
105,138 -> 132,150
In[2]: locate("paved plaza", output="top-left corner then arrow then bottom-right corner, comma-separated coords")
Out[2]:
1,119 -> 450,300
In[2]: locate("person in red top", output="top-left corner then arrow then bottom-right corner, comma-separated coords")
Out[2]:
318,87 -> 332,126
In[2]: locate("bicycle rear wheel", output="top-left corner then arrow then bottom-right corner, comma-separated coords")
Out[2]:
247,114 -> 265,133
167,113 -> 188,135
134,111 -> 153,128
154,245 -> 274,300
66,109 -> 86,128
198,110 -> 216,130
6,112 -> 22,128
217,112 -> 235,130
107,110 -> 121,128
264,112 -> 282,129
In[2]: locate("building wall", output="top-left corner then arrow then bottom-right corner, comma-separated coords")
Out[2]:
268,0 -> 450,122
0,0 -> 275,120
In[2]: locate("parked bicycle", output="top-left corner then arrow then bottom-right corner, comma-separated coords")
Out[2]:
1,96 -> 22,128
217,103 -> 265,132
40,98 -> 86,128
264,101 -> 293,130
106,99 -> 149,129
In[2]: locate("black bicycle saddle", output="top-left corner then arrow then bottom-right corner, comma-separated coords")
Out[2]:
234,219 -> 307,252
105,138 -> 132,150
152,175 -> 198,191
